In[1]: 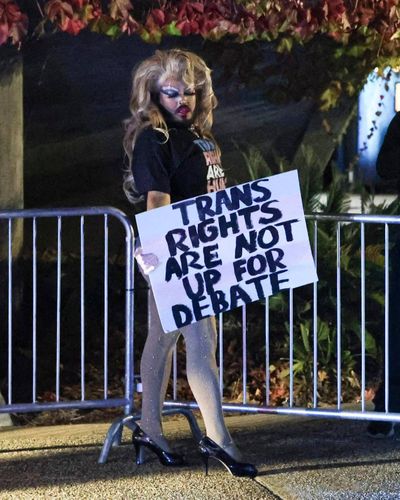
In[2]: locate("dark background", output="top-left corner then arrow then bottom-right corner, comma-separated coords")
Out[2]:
23,32 -> 317,211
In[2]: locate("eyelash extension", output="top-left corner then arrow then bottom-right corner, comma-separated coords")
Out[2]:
160,89 -> 196,98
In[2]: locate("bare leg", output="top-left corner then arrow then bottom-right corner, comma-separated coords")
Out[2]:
140,290 -> 179,451
181,316 -> 242,460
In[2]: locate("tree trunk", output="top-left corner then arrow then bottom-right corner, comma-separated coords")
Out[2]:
0,47 -> 24,255
0,47 -> 24,426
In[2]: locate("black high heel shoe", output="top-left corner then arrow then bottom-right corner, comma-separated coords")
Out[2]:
132,426 -> 186,467
198,436 -> 258,478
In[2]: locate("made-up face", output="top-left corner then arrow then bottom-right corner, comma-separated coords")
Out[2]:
158,77 -> 196,124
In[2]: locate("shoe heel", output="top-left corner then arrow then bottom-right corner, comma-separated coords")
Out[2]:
198,436 -> 257,478
134,442 -> 145,465
132,426 -> 186,467
200,453 -> 209,476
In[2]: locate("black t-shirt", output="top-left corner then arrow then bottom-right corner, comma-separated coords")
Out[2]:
132,125 -> 227,203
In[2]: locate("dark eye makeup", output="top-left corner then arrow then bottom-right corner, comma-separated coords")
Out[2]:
160,88 -> 196,98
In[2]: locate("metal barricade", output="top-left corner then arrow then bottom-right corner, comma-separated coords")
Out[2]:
163,213 -> 400,424
2,209 -> 400,463
0,207 -> 135,458
0,206 -> 215,464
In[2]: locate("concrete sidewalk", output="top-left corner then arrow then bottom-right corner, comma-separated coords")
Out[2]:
1,413 -> 400,499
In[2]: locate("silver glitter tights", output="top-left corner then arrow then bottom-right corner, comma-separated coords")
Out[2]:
140,289 -> 237,456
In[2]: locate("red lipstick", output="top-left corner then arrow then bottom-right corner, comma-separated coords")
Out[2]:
176,105 -> 191,117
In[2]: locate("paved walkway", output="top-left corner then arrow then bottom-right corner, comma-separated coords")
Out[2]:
1,413 -> 400,499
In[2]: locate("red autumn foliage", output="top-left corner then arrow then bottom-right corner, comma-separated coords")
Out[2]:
0,0 -> 27,45
1,1 -> 399,110
44,0 -> 102,36
1,0 -> 399,50
109,0 -> 138,35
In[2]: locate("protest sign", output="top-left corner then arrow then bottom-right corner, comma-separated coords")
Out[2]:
135,170 -> 318,333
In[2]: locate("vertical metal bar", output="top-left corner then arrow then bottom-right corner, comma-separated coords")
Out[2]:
265,297 -> 270,406
384,223 -> 389,412
0,208 -> 138,418
103,215 -> 109,399
32,218 -> 37,403
80,216 -> 85,401
125,224 -> 135,414
56,217 -> 62,402
7,219 -> 12,404
218,313 -> 224,398
313,220 -> 318,408
242,306 -> 247,405
289,288 -> 294,407
360,222 -> 366,412
336,222 -> 342,410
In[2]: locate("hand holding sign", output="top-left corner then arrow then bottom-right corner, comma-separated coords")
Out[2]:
134,246 -> 159,275
136,170 -> 318,333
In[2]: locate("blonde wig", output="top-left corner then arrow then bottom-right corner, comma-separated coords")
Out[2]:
123,49 -> 218,203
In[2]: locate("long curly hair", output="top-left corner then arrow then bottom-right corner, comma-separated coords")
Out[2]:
123,49 -> 218,203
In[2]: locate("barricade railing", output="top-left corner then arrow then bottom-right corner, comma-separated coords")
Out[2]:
0,206 -> 201,464
0,207 -> 134,418
163,213 -> 400,424
3,209 -> 400,464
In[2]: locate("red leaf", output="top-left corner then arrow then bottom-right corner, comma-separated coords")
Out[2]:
71,0 -> 85,9
357,7 -> 375,26
200,18 -> 215,31
45,1 -> 74,22
191,2 -> 204,14
0,0 -> 28,45
327,0 -> 346,18
5,3 -> 22,23
109,0 -> 134,19
9,18 -> 27,43
176,20 -> 192,36
121,16 -> 138,35
150,8 -> 165,26
0,22 -> 8,45
189,19 -> 199,33
63,17 -> 85,35
177,4 -> 188,21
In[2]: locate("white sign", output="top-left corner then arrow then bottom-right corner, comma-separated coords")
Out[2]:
136,170 -> 318,333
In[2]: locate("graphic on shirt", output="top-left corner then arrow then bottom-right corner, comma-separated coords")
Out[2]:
194,138 -> 227,193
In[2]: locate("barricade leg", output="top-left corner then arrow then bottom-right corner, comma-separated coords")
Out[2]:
98,415 -> 139,464
161,407 -> 203,441
98,408 -> 202,464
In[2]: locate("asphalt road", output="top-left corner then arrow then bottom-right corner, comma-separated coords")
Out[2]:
1,413 -> 400,499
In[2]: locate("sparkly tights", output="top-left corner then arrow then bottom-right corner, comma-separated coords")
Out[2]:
140,290 -> 236,454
